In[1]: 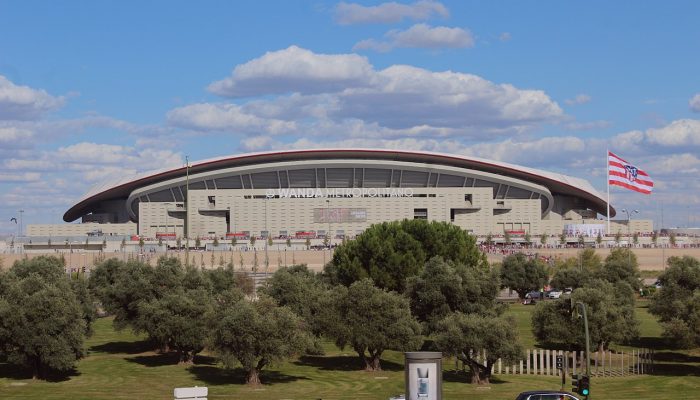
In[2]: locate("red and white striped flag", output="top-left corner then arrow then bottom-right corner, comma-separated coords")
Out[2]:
608,151 -> 654,194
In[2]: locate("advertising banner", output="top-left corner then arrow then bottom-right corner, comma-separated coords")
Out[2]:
405,352 -> 442,400
563,224 -> 606,237
313,208 -> 367,223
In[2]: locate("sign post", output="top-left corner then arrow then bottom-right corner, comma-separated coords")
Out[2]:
556,354 -> 564,389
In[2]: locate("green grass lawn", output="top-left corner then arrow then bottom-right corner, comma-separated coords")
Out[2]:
1,302 -> 699,399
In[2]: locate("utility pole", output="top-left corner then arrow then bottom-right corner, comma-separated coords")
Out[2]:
185,156 -> 190,267
326,198 -> 331,246
264,197 -> 269,274
18,209 -> 24,237
621,208 -> 638,268
574,301 -> 591,399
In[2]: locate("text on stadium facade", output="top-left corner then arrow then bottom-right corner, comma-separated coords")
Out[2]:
266,188 -> 414,198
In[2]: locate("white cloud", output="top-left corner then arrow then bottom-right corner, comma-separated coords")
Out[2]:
644,119 -> 700,146
238,134 -> 588,170
54,142 -> 182,173
333,65 -> 563,131
0,75 -> 65,120
0,172 -> 41,183
564,94 -> 591,106
208,46 -> 375,97
565,120 -> 611,131
649,153 -> 700,175
461,137 -> 587,165
176,48 -> 565,138
610,129 -> 646,152
334,0 -> 448,25
0,126 -> 34,147
2,158 -> 54,171
690,94 -> 700,112
167,103 -> 297,134
499,32 -> 512,42
353,24 -> 474,52
56,143 -> 133,165
352,39 -> 393,53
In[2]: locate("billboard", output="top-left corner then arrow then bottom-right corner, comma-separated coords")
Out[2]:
563,224 -> 606,237
314,208 -> 367,223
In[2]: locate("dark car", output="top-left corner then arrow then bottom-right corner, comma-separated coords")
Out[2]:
515,390 -> 581,400
522,291 -> 543,305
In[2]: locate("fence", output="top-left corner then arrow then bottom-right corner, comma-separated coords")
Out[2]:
474,348 -> 654,377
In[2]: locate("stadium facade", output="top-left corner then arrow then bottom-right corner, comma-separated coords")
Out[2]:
30,149 -> 652,241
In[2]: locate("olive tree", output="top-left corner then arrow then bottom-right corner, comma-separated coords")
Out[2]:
405,257 -> 502,333
499,253 -> 548,299
0,256 -> 89,379
322,279 -> 422,371
532,279 -> 639,352
260,265 -> 327,339
649,256 -> 700,348
211,296 -> 310,385
137,288 -> 213,364
434,312 -> 523,385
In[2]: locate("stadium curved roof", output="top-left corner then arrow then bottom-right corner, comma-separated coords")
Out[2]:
64,149 -> 613,222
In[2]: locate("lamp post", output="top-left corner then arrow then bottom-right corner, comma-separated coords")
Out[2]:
621,208 -> 639,267
620,209 -> 639,246
326,199 -> 331,247
18,209 -> 24,237
164,202 -> 170,253
185,156 -> 190,267
574,301 -> 592,398
264,197 -> 269,274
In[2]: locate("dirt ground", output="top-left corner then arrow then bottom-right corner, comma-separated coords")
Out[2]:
3,246 -> 700,274
484,247 -> 700,271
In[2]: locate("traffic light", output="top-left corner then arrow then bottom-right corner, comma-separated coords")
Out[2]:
579,375 -> 590,396
571,374 -> 580,394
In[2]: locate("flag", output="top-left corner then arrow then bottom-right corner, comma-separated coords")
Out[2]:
608,151 -> 654,194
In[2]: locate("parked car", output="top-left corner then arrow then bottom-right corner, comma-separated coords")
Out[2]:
523,291 -> 543,305
515,390 -> 581,400
547,290 -> 563,299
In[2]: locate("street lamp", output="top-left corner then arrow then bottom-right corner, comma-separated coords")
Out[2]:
185,156 -> 190,267
264,197 -> 269,274
621,208 -> 639,267
326,199 -> 331,247
164,202 -> 171,253
18,209 -> 24,237
620,208 -> 639,247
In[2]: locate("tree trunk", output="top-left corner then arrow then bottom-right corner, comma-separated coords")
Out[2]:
364,354 -> 381,371
32,357 -> 41,380
466,358 -> 489,385
177,349 -> 194,365
359,348 -> 382,371
246,367 -> 261,385
483,360 -> 493,385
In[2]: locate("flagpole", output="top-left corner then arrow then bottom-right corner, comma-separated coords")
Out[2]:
607,148 -> 611,235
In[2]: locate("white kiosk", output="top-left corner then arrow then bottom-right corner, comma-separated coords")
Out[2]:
404,352 -> 442,400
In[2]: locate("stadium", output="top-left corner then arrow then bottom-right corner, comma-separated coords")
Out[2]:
26,149 -> 652,242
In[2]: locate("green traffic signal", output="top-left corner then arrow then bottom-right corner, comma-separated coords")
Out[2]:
580,375 -> 590,396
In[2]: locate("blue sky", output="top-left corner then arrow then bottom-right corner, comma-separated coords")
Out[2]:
1,0 -> 699,234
